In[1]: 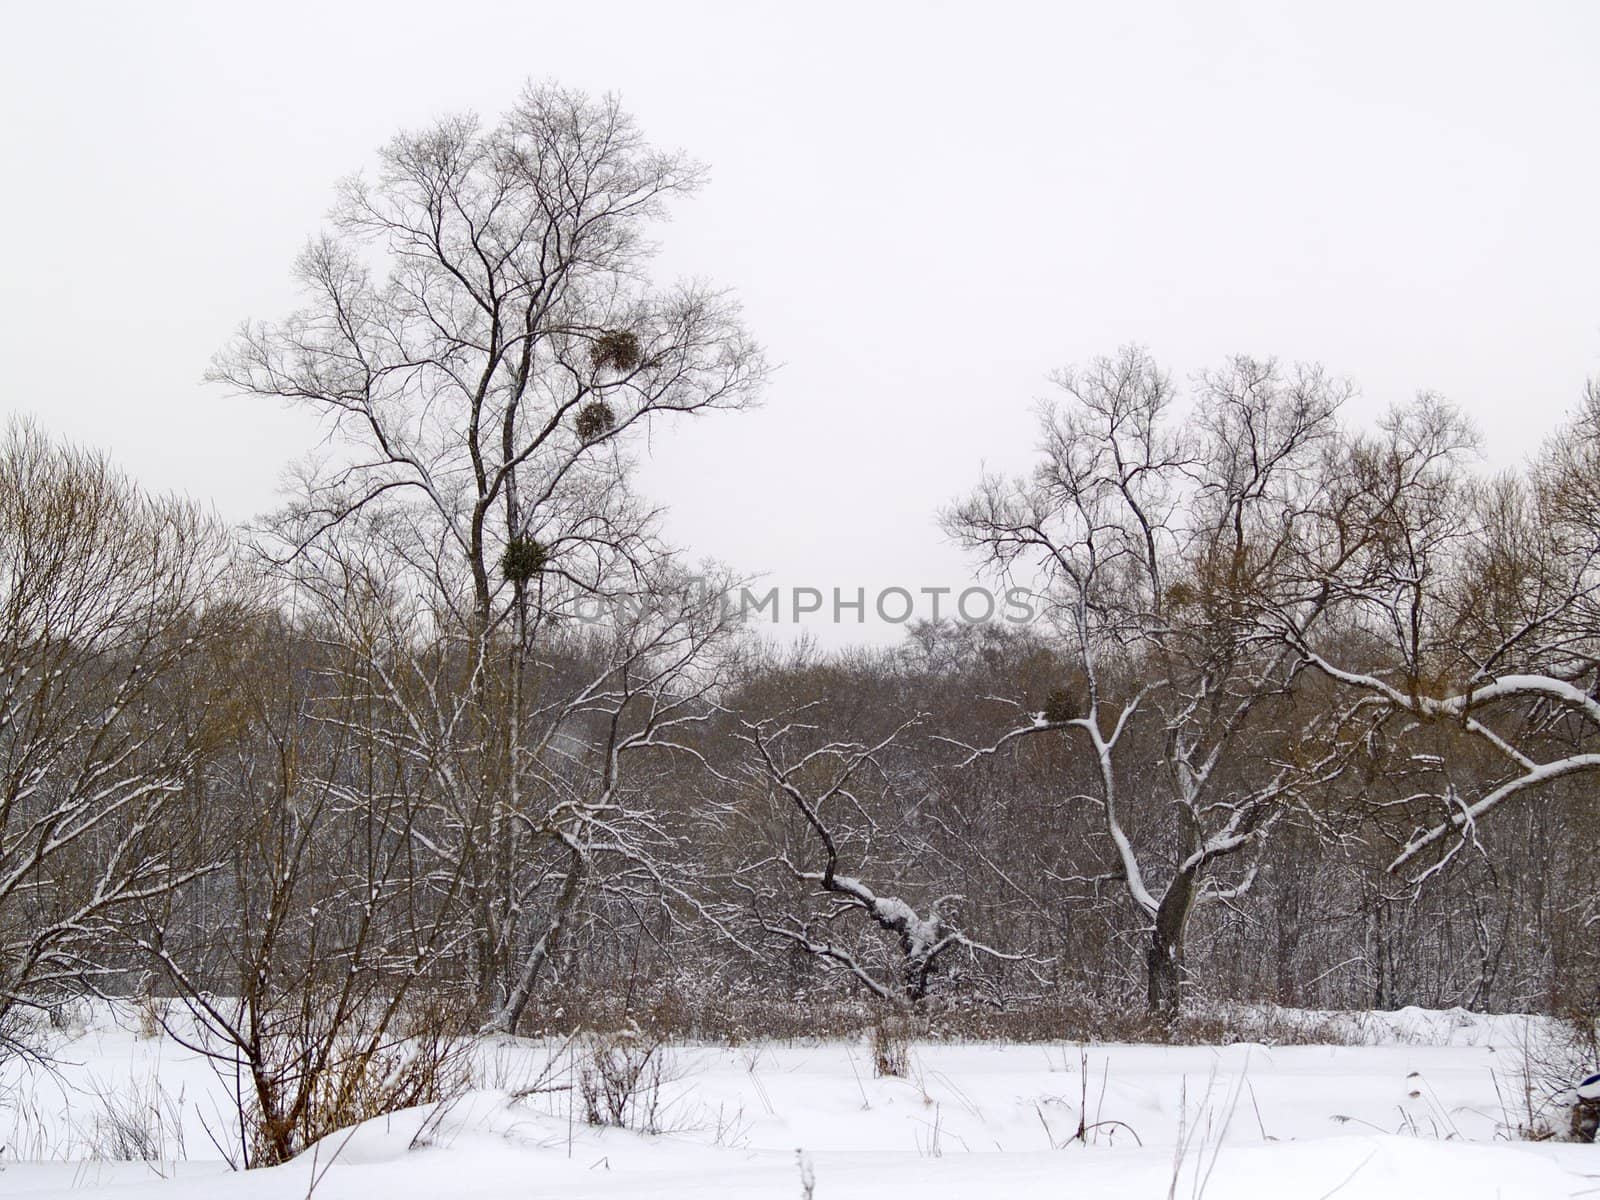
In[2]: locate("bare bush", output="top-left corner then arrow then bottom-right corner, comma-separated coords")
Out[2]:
264,1015 -> 470,1161
577,1029 -> 674,1133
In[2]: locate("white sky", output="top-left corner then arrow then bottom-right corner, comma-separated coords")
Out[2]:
4,1 -> 1598,646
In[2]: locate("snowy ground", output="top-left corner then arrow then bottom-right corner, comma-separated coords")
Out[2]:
2,1005 -> 1595,1198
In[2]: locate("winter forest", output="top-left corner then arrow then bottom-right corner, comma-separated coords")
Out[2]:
5,72 -> 1600,1198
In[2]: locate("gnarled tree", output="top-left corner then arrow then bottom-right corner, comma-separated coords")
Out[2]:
945,348 -> 1387,1018
726,705 -> 1026,1006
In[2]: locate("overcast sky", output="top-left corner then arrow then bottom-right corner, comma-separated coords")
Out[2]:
4,1 -> 1598,646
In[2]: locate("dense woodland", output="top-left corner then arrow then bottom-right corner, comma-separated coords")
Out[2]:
4,83 -> 1600,1162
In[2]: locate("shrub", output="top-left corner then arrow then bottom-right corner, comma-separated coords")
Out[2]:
577,1029 -> 672,1133
1509,996 -> 1600,1140
234,992 -> 474,1167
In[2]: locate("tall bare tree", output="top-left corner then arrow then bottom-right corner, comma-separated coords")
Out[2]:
209,82 -> 764,1025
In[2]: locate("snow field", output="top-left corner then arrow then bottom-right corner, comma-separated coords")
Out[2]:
1,1005 -> 1594,1198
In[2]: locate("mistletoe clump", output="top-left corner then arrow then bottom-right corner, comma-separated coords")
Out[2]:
589,329 -> 642,373
575,400 -> 616,442
501,536 -> 547,583
1042,688 -> 1082,724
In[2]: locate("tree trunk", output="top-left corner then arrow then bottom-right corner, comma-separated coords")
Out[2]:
902,946 -> 933,1005
1147,872 -> 1198,1022
1372,897 -> 1397,1010
483,848 -> 586,1035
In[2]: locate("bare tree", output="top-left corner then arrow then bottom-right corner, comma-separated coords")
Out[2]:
209,82 -> 764,1025
0,421 -> 229,1058
727,706 -> 1024,1005
139,599 -> 473,1167
945,349 -> 1361,1018
1275,382 -> 1600,880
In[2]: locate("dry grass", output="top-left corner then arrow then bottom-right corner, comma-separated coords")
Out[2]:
870,1014 -> 911,1078
79,1073 -> 188,1165
512,979 -> 1408,1049
1504,999 -> 1599,1141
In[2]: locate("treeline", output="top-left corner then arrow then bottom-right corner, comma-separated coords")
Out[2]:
3,81 -> 1599,1163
